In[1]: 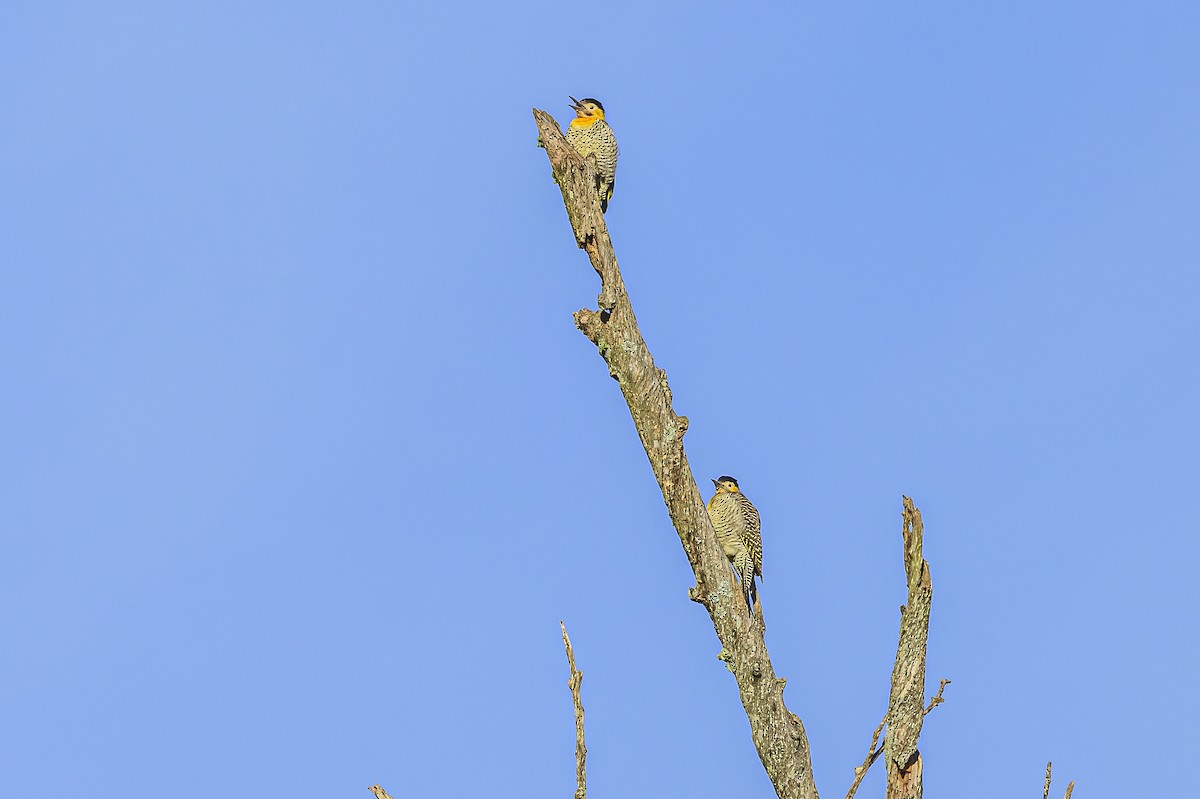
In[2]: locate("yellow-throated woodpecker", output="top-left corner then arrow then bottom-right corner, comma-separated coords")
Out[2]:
707,476 -> 763,617
564,96 -> 618,213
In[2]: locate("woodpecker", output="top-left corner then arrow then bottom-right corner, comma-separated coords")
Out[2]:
564,96 -> 618,212
706,476 -> 763,617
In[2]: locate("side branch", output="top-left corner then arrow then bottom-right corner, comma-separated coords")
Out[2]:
884,497 -> 933,799
844,716 -> 885,799
844,680 -> 949,799
923,679 -> 950,715
561,621 -> 587,799
534,108 -> 819,799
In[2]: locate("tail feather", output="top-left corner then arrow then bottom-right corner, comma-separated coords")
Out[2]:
735,551 -> 754,618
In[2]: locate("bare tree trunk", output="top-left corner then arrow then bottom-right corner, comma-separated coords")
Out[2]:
533,108 -> 820,799
883,498 -> 933,799
843,505 -> 946,799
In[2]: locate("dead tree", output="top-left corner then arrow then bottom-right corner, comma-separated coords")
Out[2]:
359,108 -> 1079,799
517,107 -> 1065,799
529,107 -> 960,799
366,107 -> 1072,799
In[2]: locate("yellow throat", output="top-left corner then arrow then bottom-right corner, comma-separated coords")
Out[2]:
569,114 -> 604,129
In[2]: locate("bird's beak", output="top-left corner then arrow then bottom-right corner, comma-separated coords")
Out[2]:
568,95 -> 585,114
711,478 -> 720,488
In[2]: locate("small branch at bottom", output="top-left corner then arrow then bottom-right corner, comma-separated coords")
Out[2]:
844,715 -> 887,799
561,621 -> 587,799
846,677 -> 950,799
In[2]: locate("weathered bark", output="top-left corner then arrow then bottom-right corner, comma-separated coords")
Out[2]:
560,622 -> 587,799
533,107 -> 819,799
843,522 -> 946,799
883,498 -> 933,799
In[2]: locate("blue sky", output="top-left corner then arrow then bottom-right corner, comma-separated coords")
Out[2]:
3,2 -> 1197,797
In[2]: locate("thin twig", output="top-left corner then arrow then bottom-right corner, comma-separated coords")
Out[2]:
561,621 -> 587,799
368,785 -> 394,799
1063,781 -> 1076,799
844,715 -> 887,799
923,679 -> 951,715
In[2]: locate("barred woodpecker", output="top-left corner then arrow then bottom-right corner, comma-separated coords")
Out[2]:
707,476 -> 763,617
564,96 -> 618,212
